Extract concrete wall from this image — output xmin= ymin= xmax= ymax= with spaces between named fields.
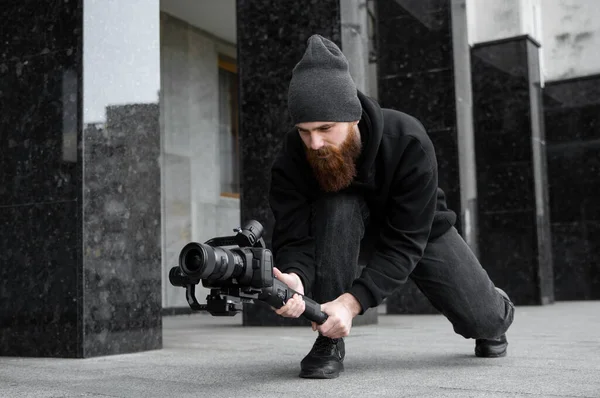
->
xmin=160 ymin=13 xmax=240 ymax=309
xmin=541 ymin=0 xmax=600 ymax=80
xmin=467 ymin=0 xmax=600 ymax=81
xmin=468 ymin=0 xmax=527 ymax=44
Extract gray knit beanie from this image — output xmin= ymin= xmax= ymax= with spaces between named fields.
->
xmin=287 ymin=34 xmax=362 ymax=124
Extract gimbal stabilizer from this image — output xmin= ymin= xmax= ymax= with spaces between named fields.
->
xmin=168 ymin=220 xmax=328 ymax=324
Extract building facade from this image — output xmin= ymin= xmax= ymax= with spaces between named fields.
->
xmin=1 ymin=0 xmax=598 ymax=357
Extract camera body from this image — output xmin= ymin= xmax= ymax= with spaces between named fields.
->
xmin=169 ymin=220 xmax=328 ymax=324
xmin=200 ymin=246 xmax=273 ymax=290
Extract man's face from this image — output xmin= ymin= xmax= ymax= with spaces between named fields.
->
xmin=297 ymin=121 xmax=362 ymax=192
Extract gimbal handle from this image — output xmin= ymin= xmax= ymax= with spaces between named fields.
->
xmin=259 ymin=279 xmax=329 ymax=325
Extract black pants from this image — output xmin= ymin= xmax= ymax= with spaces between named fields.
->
xmin=310 ymin=192 xmax=515 ymax=340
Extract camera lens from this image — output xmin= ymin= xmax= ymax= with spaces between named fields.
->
xmin=178 ymin=241 xmax=249 ymax=283
xmin=180 ymin=243 xmax=211 ymax=278
xmin=184 ymin=249 xmax=204 ymax=273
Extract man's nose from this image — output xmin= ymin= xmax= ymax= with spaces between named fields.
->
xmin=309 ymin=133 xmax=323 ymax=150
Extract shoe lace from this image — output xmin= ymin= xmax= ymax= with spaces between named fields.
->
xmin=313 ymin=334 xmax=338 ymax=354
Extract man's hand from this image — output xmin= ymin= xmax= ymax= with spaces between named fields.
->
xmin=272 ymin=267 xmax=306 ymax=318
xmin=313 ymin=293 xmax=362 ymax=339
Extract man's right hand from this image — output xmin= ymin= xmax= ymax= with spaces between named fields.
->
xmin=272 ymin=267 xmax=306 ymax=318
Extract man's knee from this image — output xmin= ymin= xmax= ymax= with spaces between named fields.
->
xmin=453 ymin=302 xmax=515 ymax=339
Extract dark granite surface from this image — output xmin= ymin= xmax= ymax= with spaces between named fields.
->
xmin=0 ymin=1 xmax=81 ymax=206
xmin=376 ymin=0 xmax=455 ymax=132
xmin=0 ymin=200 xmax=81 ymax=357
xmin=587 ymin=222 xmax=600 ymax=298
xmin=428 ymin=127 xmax=461 ymax=233
xmin=82 ymin=105 xmax=162 ymax=356
xmin=550 ymin=222 xmax=595 ymax=300
xmin=471 ymin=40 xmax=531 ymax=118
xmin=0 ymin=1 xmax=80 ymax=58
xmin=544 ymin=74 xmax=600 ymax=300
xmin=472 ymin=36 xmax=554 ymax=305
xmin=476 ymin=161 xmax=535 ymax=214
xmin=376 ymin=0 xmax=462 ymax=314
xmin=0 ymin=0 xmax=83 ymax=357
xmin=1 ymin=0 xmax=162 ymax=357
xmin=477 ymin=212 xmax=539 ymax=304
xmin=379 ymin=71 xmax=457 ymax=132
xmin=474 ymin=109 xmax=533 ymax=164
xmin=377 ymin=2 xmax=452 ymax=77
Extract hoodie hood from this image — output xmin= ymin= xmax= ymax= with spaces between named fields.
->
xmin=352 ymin=90 xmax=384 ymax=190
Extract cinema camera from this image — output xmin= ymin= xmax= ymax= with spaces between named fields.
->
xmin=168 ymin=220 xmax=328 ymax=324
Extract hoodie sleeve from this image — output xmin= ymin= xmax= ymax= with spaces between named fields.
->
xmin=269 ymin=152 xmax=315 ymax=295
xmin=347 ymin=135 xmax=438 ymax=314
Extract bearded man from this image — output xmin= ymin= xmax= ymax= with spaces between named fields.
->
xmin=268 ymin=34 xmax=515 ymax=379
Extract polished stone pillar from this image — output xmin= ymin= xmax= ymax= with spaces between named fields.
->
xmin=543 ymin=75 xmax=600 ymax=300
xmin=0 ymin=0 xmax=162 ymax=357
xmin=376 ymin=0 xmax=470 ymax=314
xmin=236 ymin=0 xmax=376 ymax=326
xmin=471 ymin=35 xmax=554 ymax=305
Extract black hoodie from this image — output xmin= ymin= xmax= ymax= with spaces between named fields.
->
xmin=269 ymin=91 xmax=457 ymax=314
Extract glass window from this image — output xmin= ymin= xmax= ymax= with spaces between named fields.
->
xmin=218 ymin=56 xmax=240 ymax=197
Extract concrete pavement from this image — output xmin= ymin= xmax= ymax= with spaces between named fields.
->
xmin=1 ymin=301 xmax=599 ymax=397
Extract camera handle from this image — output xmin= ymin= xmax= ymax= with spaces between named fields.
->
xmin=259 ymin=279 xmax=329 ymax=325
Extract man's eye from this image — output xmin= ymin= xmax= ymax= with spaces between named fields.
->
xmin=320 ymin=127 xmax=331 ymax=131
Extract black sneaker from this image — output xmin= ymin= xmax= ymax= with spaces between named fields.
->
xmin=475 ymin=287 xmax=513 ymax=358
xmin=475 ymin=334 xmax=508 ymax=357
xmin=299 ymin=334 xmax=345 ymax=379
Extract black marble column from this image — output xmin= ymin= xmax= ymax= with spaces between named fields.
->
xmin=82 ymin=105 xmax=161 ymax=357
xmin=236 ymin=0 xmax=377 ymax=326
xmin=471 ymin=35 xmax=554 ymax=305
xmin=0 ymin=0 xmax=162 ymax=357
xmin=375 ymin=0 xmax=462 ymax=314
xmin=0 ymin=0 xmax=84 ymax=358
xmin=543 ymin=75 xmax=600 ymax=300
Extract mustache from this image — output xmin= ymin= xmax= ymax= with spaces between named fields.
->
xmin=307 ymin=145 xmax=338 ymax=157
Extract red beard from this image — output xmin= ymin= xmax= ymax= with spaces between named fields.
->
xmin=305 ymin=125 xmax=362 ymax=192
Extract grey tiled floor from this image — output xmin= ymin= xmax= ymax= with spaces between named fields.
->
xmin=1 ymin=301 xmax=599 ymax=397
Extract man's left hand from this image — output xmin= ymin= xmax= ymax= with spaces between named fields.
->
xmin=312 ymin=293 xmax=362 ymax=339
